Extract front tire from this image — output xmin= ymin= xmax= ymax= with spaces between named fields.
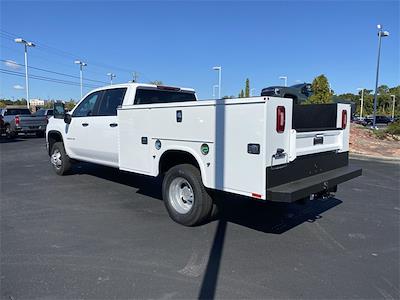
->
xmin=50 ymin=142 xmax=71 ymax=175
xmin=162 ymin=164 xmax=213 ymax=226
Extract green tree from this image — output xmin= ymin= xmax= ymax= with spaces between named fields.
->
xmin=239 ymin=89 xmax=244 ymax=98
xmin=245 ymin=78 xmax=250 ymax=97
xmin=65 ymin=100 xmax=77 ymax=111
xmin=306 ymin=74 xmax=333 ymax=104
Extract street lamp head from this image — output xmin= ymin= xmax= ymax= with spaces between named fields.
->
xmin=15 ymin=38 xmax=35 ymax=47
xmin=381 ymin=31 xmax=390 ymax=37
xmin=74 ymin=60 xmax=87 ymax=66
xmin=212 ymin=66 xmax=221 ymax=71
xmin=14 ymin=38 xmax=26 ymax=44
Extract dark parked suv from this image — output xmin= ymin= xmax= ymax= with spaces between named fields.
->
xmin=364 ymin=116 xmax=393 ymax=126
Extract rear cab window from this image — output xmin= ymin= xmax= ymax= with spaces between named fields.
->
xmin=5 ymin=109 xmax=31 ymax=115
xmin=134 ymin=88 xmax=196 ymax=105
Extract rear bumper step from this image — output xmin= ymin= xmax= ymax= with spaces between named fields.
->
xmin=266 ymin=165 xmax=362 ymax=202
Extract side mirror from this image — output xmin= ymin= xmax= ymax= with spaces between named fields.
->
xmin=64 ymin=114 xmax=72 ymax=124
xmin=54 ymin=101 xmax=66 ymax=119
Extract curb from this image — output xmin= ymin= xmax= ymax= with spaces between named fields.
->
xmin=350 ymin=153 xmax=400 ymax=164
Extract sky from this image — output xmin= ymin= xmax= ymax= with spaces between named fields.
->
xmin=0 ymin=0 xmax=399 ymax=101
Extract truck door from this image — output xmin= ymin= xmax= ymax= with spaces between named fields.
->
xmin=89 ymin=88 xmax=127 ymax=166
xmin=65 ymin=91 xmax=103 ymax=159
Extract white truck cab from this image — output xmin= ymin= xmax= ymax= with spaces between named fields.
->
xmin=47 ymin=82 xmax=361 ymax=226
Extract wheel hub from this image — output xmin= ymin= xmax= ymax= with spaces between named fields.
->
xmin=168 ymin=177 xmax=194 ymax=214
xmin=51 ymin=150 xmax=62 ymax=169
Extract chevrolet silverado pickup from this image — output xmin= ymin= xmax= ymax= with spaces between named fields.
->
xmin=1 ymin=106 xmax=48 ymax=138
xmin=46 ymin=83 xmax=362 ymax=226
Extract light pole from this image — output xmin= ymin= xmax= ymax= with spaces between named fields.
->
xmin=372 ymin=24 xmax=390 ymax=128
xmin=213 ymin=66 xmax=222 ymax=99
xmin=357 ymin=88 xmax=364 ymax=118
xmin=212 ymin=84 xmax=218 ymax=99
xmin=107 ymin=73 xmax=116 ymax=85
xmin=391 ymin=95 xmax=396 ymax=120
xmin=279 ymin=76 xmax=287 ymax=87
xmin=74 ymin=60 xmax=87 ymax=99
xmin=14 ymin=38 xmax=35 ymax=109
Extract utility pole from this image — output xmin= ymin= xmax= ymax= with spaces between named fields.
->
xmin=107 ymin=73 xmax=116 ymax=85
xmin=279 ymin=76 xmax=287 ymax=87
xmin=357 ymin=88 xmax=364 ymax=118
xmin=74 ymin=60 xmax=87 ymax=99
xmin=133 ymin=72 xmax=139 ymax=82
xmin=213 ymin=85 xmax=218 ymax=99
xmin=212 ymin=66 xmax=222 ymax=99
xmin=391 ymin=95 xmax=396 ymax=120
xmin=372 ymin=24 xmax=390 ymax=129
xmin=15 ymin=38 xmax=35 ymax=109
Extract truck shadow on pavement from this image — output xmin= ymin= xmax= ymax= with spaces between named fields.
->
xmin=72 ymin=162 xmax=342 ymax=300
xmin=212 ymin=194 xmax=342 ymax=234
xmin=72 ymin=162 xmax=342 ymax=235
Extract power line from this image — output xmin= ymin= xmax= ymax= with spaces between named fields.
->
xmin=1 ymin=69 xmax=100 ymax=89
xmin=0 ymin=29 xmax=150 ymax=80
xmin=0 ymin=59 xmax=108 ymax=84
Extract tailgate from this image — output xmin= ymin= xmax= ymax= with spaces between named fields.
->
xmin=20 ymin=116 xmax=47 ymax=127
xmin=294 ymin=129 xmax=343 ymax=156
xmin=289 ymin=103 xmax=350 ymax=159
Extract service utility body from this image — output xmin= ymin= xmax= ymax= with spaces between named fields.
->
xmin=46 ymin=83 xmax=362 ymax=226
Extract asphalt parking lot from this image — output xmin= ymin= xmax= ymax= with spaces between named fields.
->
xmin=1 ymin=137 xmax=399 ymax=299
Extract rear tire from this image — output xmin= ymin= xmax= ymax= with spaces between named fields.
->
xmin=5 ymin=125 xmax=16 ymax=139
xmin=162 ymin=164 xmax=213 ymax=226
xmin=50 ymin=142 xmax=71 ymax=175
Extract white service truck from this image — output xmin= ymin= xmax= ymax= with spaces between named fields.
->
xmin=47 ymin=83 xmax=361 ymax=226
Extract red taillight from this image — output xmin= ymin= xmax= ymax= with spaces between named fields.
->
xmin=15 ymin=116 xmax=20 ymax=126
xmin=341 ymin=110 xmax=347 ymax=129
xmin=252 ymin=193 xmax=262 ymax=199
xmin=276 ymin=106 xmax=285 ymax=133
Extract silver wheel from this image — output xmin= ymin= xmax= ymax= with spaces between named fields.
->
xmin=51 ymin=149 xmax=62 ymax=170
xmin=168 ymin=177 xmax=194 ymax=214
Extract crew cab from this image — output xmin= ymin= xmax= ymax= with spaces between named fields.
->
xmin=46 ymin=83 xmax=361 ymax=226
xmin=1 ymin=106 xmax=48 ymax=138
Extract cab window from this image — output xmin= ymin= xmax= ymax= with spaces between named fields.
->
xmin=97 ymin=88 xmax=127 ymax=116
xmin=134 ymin=89 xmax=196 ymax=105
xmin=72 ymin=91 xmax=102 ymax=117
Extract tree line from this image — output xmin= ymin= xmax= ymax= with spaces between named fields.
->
xmin=1 ymin=76 xmax=398 ymax=117
xmin=229 ymin=74 xmax=398 ymax=116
